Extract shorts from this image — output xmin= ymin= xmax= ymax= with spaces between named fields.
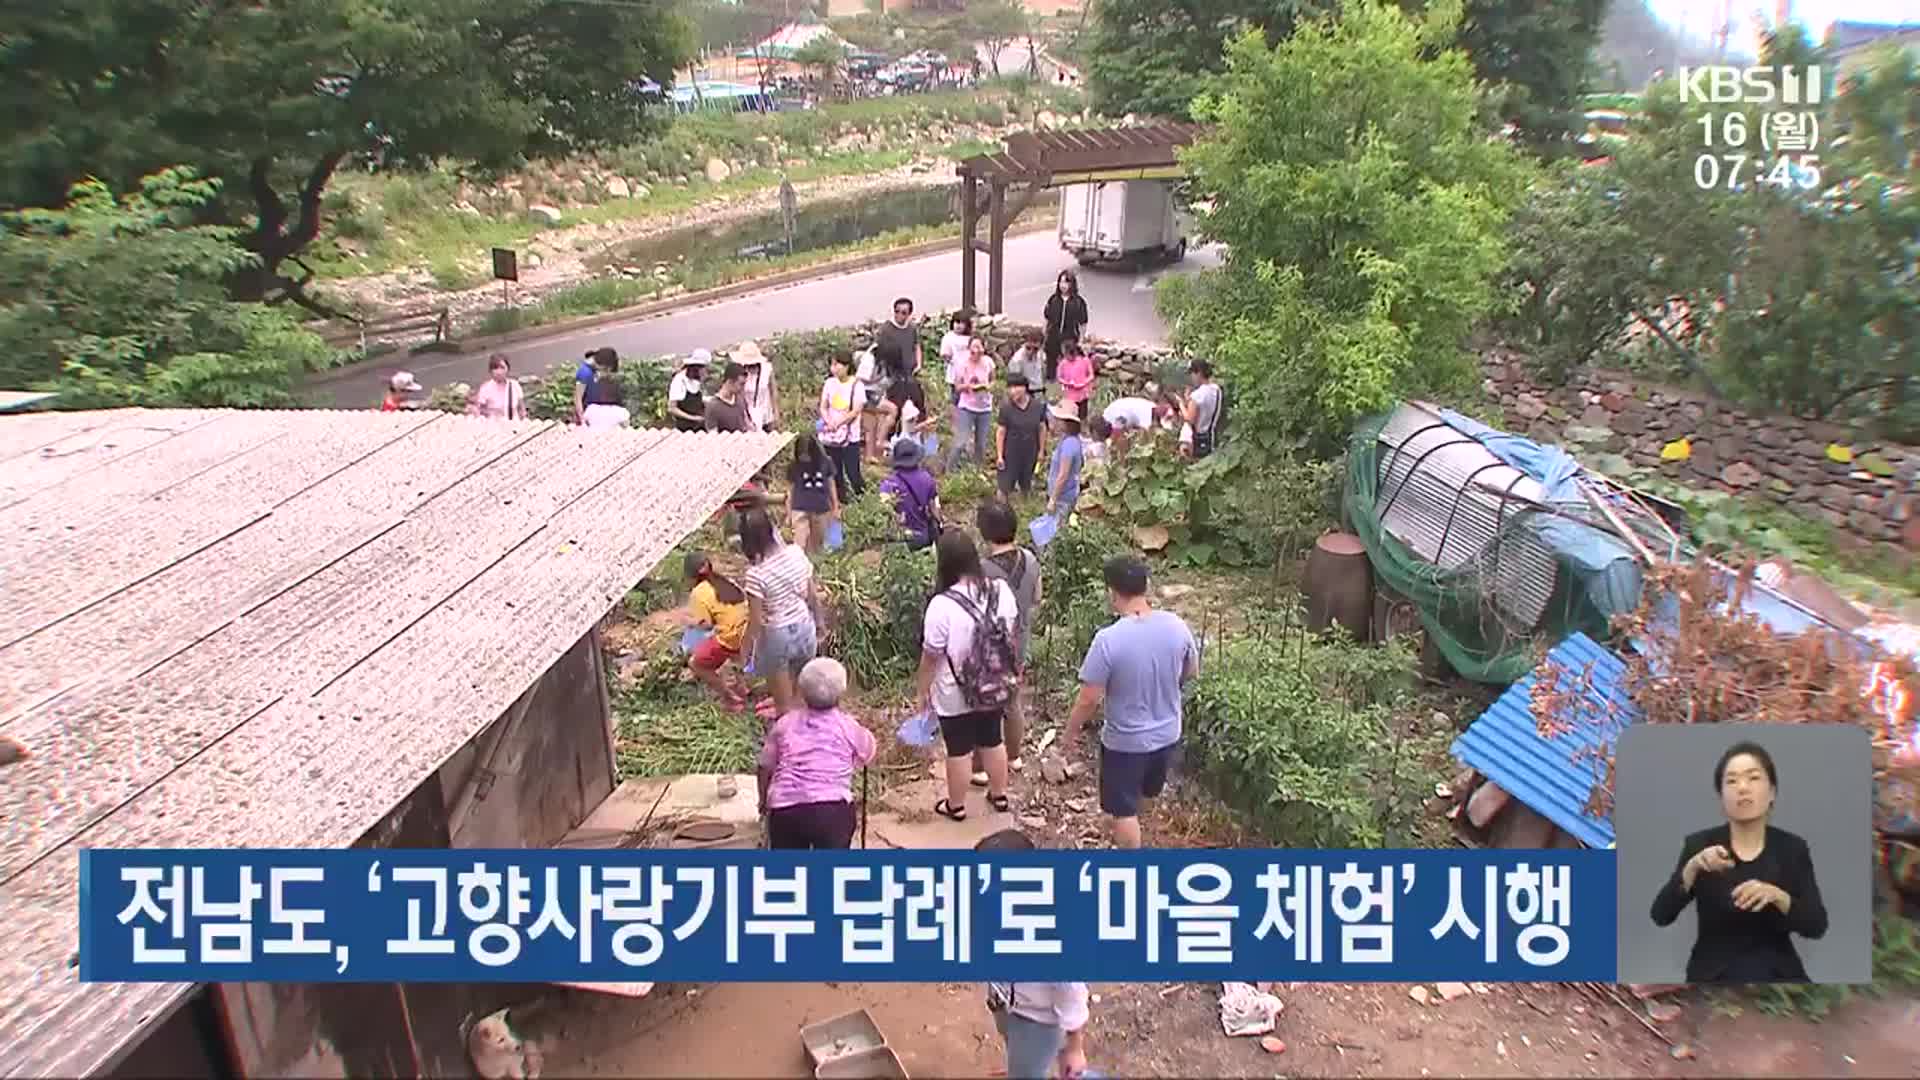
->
xmin=938 ymin=709 xmax=1005 ymax=758
xmin=993 ymin=1010 xmax=1067 ymax=1079
xmin=690 ymin=636 xmax=739 ymax=672
xmin=758 ymin=616 xmax=817 ymax=677
xmin=767 ymin=800 xmax=857 ymax=849
xmin=1100 ymin=743 xmax=1178 ymax=818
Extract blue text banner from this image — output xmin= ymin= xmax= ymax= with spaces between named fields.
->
xmin=80 ymin=849 xmax=1617 ymax=983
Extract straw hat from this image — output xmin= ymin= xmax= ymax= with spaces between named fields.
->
xmin=731 ymin=340 xmax=769 ymax=366
xmin=1048 ymin=402 xmax=1082 ymax=424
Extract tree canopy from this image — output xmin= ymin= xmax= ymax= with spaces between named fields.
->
xmin=0 ymin=0 xmax=693 ymax=311
xmin=0 ymin=169 xmax=330 ymax=408
xmin=1085 ymin=0 xmax=1610 ymax=151
xmin=1160 ymin=0 xmax=1533 ymax=453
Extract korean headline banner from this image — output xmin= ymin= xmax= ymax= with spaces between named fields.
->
xmin=80 ymin=849 xmax=1618 ymax=984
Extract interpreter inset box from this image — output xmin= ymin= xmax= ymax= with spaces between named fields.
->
xmin=1614 ymin=724 xmax=1872 ymax=985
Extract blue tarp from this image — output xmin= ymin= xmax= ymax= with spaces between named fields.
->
xmin=1439 ymin=408 xmax=1585 ymax=504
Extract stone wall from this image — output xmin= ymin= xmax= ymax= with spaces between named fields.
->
xmin=1482 ymin=348 xmax=1920 ymax=554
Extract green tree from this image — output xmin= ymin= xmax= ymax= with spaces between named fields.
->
xmin=1085 ymin=0 xmax=1332 ymax=119
xmin=0 ymin=169 xmax=331 ymax=409
xmin=1450 ymin=0 xmax=1611 ymax=154
xmin=966 ymin=0 xmax=1032 ymax=78
xmin=1085 ymin=0 xmax=1610 ymax=151
xmin=0 ymin=0 xmax=693 ymax=313
xmin=792 ymin=34 xmax=851 ymax=87
xmin=1160 ymin=0 xmax=1532 ymax=453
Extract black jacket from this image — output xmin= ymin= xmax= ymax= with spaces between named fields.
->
xmin=1043 ymin=292 xmax=1088 ymax=348
xmin=1650 ymin=824 xmax=1828 ymax=983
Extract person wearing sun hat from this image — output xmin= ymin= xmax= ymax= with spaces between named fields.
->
xmin=879 ymin=436 xmax=942 ymax=550
xmin=669 ymin=348 xmax=711 ymax=432
xmin=381 ymin=371 xmax=423 ymax=412
xmin=1045 ymin=401 xmax=1085 ymax=523
xmin=732 ymin=340 xmax=778 ymax=433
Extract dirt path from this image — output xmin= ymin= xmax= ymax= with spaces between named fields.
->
xmin=518 ymin=745 xmax=1919 ymax=1078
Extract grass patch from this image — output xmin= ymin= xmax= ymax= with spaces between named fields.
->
xmin=472 ymin=219 xmax=967 ymax=337
xmin=615 ymin=696 xmax=762 ymax=779
xmin=308 ymin=83 xmax=1028 ymax=282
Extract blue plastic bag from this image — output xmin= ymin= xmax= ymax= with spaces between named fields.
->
xmin=920 ymin=433 xmax=940 ymax=458
xmin=824 ymin=519 xmax=845 ymax=552
xmin=896 ymin=709 xmax=939 ymax=748
xmin=678 ymin=627 xmax=713 ymax=654
xmin=1029 ymin=513 xmax=1060 ymax=549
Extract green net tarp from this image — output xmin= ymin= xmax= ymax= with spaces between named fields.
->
xmin=1343 ymin=412 xmax=1641 ymax=684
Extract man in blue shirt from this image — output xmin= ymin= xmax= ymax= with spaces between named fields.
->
xmin=1063 ymin=556 xmax=1198 ymax=849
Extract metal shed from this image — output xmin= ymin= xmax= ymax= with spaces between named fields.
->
xmin=0 ymin=408 xmax=786 ymax=1078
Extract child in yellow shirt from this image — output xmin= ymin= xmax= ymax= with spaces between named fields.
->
xmin=684 ymin=551 xmax=750 ymax=710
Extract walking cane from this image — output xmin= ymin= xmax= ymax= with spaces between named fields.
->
xmin=860 ymin=765 xmax=870 ymax=849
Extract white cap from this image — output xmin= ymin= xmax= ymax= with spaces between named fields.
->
xmin=389 ymin=371 xmax=423 ymax=393
xmin=688 ymin=348 xmax=713 ymax=367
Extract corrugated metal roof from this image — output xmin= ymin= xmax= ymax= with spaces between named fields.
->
xmin=0 ymin=409 xmax=788 ymax=1078
xmin=1451 ymin=632 xmax=1643 ymax=849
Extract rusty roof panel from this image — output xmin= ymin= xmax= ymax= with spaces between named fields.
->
xmin=0 ymin=411 xmax=788 ymax=1078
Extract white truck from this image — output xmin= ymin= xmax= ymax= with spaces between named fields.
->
xmin=1057 ymin=180 xmax=1188 ymax=266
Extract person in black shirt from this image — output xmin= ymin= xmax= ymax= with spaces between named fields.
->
xmin=996 ymin=374 xmax=1047 ymax=495
xmin=1650 ymin=740 xmax=1829 ymax=983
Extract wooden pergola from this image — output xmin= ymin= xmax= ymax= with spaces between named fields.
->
xmin=956 ymin=123 xmax=1207 ymax=315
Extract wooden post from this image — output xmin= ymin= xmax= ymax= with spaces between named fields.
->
xmin=960 ymin=172 xmax=979 ymax=315
xmin=988 ymin=179 xmax=1008 ymax=316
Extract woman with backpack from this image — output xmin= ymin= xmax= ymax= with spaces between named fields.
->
xmin=916 ymin=530 xmax=1021 ymax=823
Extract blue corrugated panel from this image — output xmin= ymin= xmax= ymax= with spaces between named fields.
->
xmin=1450 ymin=633 xmax=1643 ymax=849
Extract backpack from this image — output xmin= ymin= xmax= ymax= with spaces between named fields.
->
xmin=944 ymin=583 xmax=1018 ymax=711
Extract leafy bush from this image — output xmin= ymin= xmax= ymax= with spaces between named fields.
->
xmin=1165 ymin=6 xmax=1532 ymax=456
xmin=0 ymin=168 xmax=330 ymax=408
xmin=1027 ymin=515 xmax=1132 ymax=697
xmin=517 ymin=356 xmax=671 ymax=425
xmin=1081 ymin=429 xmax=1337 ymax=567
xmin=1187 ymin=627 xmax=1419 ymax=848
xmin=816 ymin=541 xmax=935 ymax=691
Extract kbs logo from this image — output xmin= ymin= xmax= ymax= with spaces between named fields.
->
xmin=1677 ymin=66 xmax=1823 ymax=105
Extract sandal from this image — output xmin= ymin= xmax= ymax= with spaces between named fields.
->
xmin=934 ymin=798 xmax=968 ymax=822
xmin=987 ymin=793 xmax=1011 ymax=814
xmin=971 ymin=771 xmax=990 ymax=787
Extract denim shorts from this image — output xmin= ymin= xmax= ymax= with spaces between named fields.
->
xmin=993 ymin=1010 xmax=1066 ymax=1079
xmin=759 ymin=615 xmax=817 ymax=677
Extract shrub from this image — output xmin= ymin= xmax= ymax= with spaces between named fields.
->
xmin=1081 ymin=429 xmax=1337 ymax=567
xmin=1187 ymin=626 xmax=1420 ymax=848
xmin=816 ymin=540 xmax=934 ymax=691
xmin=518 ymin=356 xmax=670 ymax=425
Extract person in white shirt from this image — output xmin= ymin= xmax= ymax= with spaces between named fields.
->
xmin=1101 ymin=395 xmax=1173 ymax=434
xmin=938 ymin=311 xmax=974 ymax=390
xmin=1183 ymin=359 xmax=1224 ymax=459
xmin=668 ymin=349 xmax=710 ymax=432
xmin=917 ymin=530 xmax=1019 ymax=822
xmin=818 ymin=352 xmax=866 ymax=500
xmin=1006 ymin=327 xmax=1047 ymax=398
xmin=978 ymin=828 xmax=1093 ymax=1079
xmin=732 ymin=340 xmax=778 ymax=432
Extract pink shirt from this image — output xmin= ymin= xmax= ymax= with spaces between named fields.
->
xmin=1057 ymin=355 xmax=1095 ymax=404
xmin=469 ymin=378 xmax=524 ymax=419
xmin=953 ymin=356 xmax=995 ymax=413
xmin=758 ymin=707 xmax=878 ymax=809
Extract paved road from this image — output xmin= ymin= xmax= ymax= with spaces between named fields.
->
xmin=317 ymin=230 xmax=1222 ymax=407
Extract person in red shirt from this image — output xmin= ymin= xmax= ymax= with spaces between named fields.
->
xmin=382 ymin=371 xmax=423 ymax=411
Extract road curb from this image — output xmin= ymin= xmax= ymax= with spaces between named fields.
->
xmin=309 ymin=215 xmax=1058 ymax=387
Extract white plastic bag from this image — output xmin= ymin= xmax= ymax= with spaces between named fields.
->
xmin=1218 ymin=981 xmax=1284 ymax=1037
